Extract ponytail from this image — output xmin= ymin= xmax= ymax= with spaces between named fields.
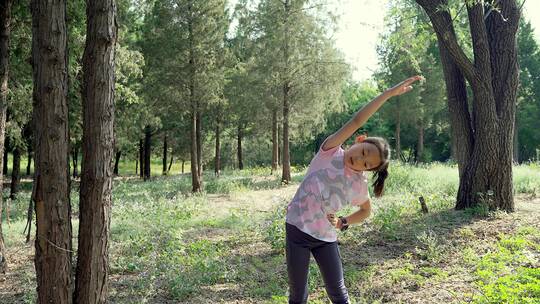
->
xmin=372 ymin=162 xmax=389 ymax=197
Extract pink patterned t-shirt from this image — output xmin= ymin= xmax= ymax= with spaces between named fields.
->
xmin=285 ymin=144 xmax=370 ymax=242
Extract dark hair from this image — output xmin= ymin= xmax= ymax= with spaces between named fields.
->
xmin=363 ymin=137 xmax=390 ymax=197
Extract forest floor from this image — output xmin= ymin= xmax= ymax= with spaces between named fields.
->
xmin=1 ymin=164 xmax=539 ymax=303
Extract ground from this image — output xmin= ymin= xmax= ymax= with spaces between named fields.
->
xmin=0 ymin=170 xmax=539 ymax=303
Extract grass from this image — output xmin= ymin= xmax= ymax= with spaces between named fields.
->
xmin=0 ymin=161 xmax=539 ymax=303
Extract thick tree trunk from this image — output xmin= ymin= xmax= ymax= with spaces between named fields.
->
xmin=139 ymin=138 xmax=144 ymax=179
xmin=113 ymin=150 xmax=121 ymax=175
xmin=72 ymin=145 xmax=79 ymax=178
xmin=416 ymin=0 xmax=519 ymax=211
xmin=74 ymin=1 xmax=116 ymax=302
xmin=271 ymin=109 xmax=278 ymax=172
xmin=214 ymin=116 xmax=220 ymax=176
xmin=10 ymin=146 xmax=20 ymax=199
xmin=144 ymin=125 xmax=151 ymax=181
xmin=237 ymin=123 xmax=243 ymax=170
xmin=162 ymin=134 xmax=167 ymax=175
xmin=0 ymin=0 xmax=11 ymax=274
xmin=31 ymin=0 xmax=73 ymax=301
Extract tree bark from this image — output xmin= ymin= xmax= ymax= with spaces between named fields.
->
xmin=0 ymin=0 xmax=12 ymax=274
xmin=214 ymin=116 xmax=221 ymax=176
xmin=10 ymin=146 xmax=20 ymax=200
xmin=113 ymin=150 xmax=121 ymax=175
xmin=237 ymin=123 xmax=243 ymax=170
xmin=271 ymin=109 xmax=278 ymax=172
xmin=416 ymin=0 xmax=520 ymax=211
xmin=31 ymin=0 xmax=73 ymax=301
xmin=74 ymin=0 xmax=116 ymax=302
xmin=162 ymin=134 xmax=167 ymax=175
xmin=143 ymin=125 xmax=151 ymax=181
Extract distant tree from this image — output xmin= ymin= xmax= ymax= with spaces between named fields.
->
xmin=516 ymin=19 xmax=540 ymax=162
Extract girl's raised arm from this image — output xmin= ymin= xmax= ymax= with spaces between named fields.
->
xmin=321 ymin=75 xmax=424 ymax=151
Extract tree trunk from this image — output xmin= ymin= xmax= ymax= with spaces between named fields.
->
xmin=395 ymin=107 xmax=401 ymax=161
xmin=26 ymin=150 xmax=32 ymax=175
xmin=71 ymin=145 xmax=79 ymax=178
xmin=416 ymin=0 xmax=519 ymax=211
xmin=2 ymin=135 xmax=8 ymax=175
xmin=282 ymin=82 xmax=291 ymax=183
xmin=144 ymin=125 xmax=151 ymax=181
xmin=139 ymin=138 xmax=144 ymax=179
xmin=168 ymin=154 xmax=173 ymax=174
xmin=181 ymin=159 xmax=185 ymax=174
xmin=196 ymin=109 xmax=202 ymax=180
xmin=0 ymin=0 xmax=11 ymax=274
xmin=188 ymin=7 xmax=201 ymax=192
xmin=31 ymin=0 xmax=73 ymax=301
xmin=74 ymin=1 xmax=116 ymax=302
xmin=237 ymin=123 xmax=243 ymax=170
xmin=113 ymin=150 xmax=121 ymax=175
xmin=271 ymin=109 xmax=278 ymax=172
xmin=417 ymin=119 xmax=424 ymax=163
xmin=281 ymin=1 xmax=291 ymax=183
xmin=162 ymin=134 xmax=167 ymax=175
xmin=278 ymin=123 xmax=282 ymax=166
xmin=10 ymin=146 xmax=20 ymax=200
xmin=214 ymin=116 xmax=220 ymax=176
xmin=135 ymin=159 xmax=138 ymax=175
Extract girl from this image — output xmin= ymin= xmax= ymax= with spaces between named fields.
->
xmin=285 ymin=75 xmax=424 ymax=304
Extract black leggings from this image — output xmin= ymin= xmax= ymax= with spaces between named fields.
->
xmin=285 ymin=223 xmax=349 ymax=304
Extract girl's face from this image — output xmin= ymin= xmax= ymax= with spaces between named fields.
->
xmin=344 ymin=142 xmax=382 ymax=172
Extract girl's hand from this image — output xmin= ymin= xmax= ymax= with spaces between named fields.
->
xmin=386 ymin=75 xmax=424 ymax=97
xmin=327 ymin=213 xmax=340 ymax=229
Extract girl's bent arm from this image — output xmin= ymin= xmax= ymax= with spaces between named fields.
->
xmin=343 ymin=199 xmax=371 ymax=226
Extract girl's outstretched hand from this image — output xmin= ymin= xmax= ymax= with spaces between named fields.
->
xmin=386 ymin=75 xmax=424 ymax=97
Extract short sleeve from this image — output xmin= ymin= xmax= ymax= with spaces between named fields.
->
xmin=316 ymin=139 xmax=341 ymax=158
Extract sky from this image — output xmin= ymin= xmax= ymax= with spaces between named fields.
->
xmin=334 ymin=0 xmax=540 ymax=81
xmin=228 ymin=0 xmax=540 ymax=81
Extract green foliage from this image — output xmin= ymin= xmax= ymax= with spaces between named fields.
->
xmin=472 ymin=231 xmax=540 ymax=304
